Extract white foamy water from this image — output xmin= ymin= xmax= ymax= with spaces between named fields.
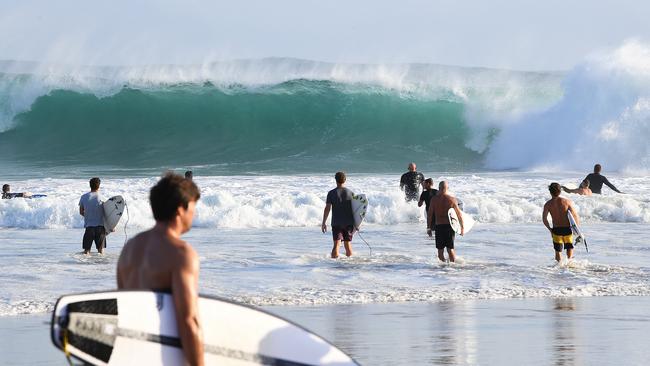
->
xmin=1 ymin=172 xmax=649 ymax=316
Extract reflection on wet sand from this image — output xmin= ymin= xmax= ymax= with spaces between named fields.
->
xmin=551 ymin=297 xmax=580 ymax=366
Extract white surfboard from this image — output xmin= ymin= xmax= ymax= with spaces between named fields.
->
xmin=351 ymin=194 xmax=368 ymax=230
xmin=51 ymin=291 xmax=358 ymax=366
xmin=103 ymin=196 xmax=126 ymax=235
xmin=447 ymin=208 xmax=475 ymax=235
xmin=568 ymin=210 xmax=588 ymax=252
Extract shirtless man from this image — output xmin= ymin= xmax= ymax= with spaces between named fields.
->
xmin=543 ymin=182 xmax=580 ymax=262
xmin=427 ymin=181 xmax=463 ymax=263
xmin=562 ymin=179 xmax=592 ymax=196
xmin=117 ymin=173 xmax=204 ymax=366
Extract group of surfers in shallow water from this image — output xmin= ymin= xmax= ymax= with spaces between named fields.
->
xmin=1 ymin=165 xmax=625 ymax=365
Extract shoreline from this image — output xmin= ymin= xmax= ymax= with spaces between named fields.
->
xmin=3 ymin=295 xmax=649 ymax=365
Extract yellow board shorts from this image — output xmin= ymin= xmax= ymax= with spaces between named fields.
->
xmin=552 ymin=227 xmax=573 ymax=251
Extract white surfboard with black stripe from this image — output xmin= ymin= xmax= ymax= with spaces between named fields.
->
xmin=51 ymin=291 xmax=358 ymax=365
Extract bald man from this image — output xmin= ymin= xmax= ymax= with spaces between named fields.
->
xmin=400 ymin=162 xmax=425 ymax=202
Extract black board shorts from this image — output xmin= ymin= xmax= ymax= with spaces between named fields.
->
xmin=83 ymin=226 xmax=106 ymax=251
xmin=332 ymin=225 xmax=354 ymax=242
xmin=435 ymin=224 xmax=455 ymax=249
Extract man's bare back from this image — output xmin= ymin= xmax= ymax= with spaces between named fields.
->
xmin=117 ymin=227 xmax=199 ymax=290
xmin=430 ymin=194 xmax=457 ymax=225
xmin=543 ymin=196 xmax=574 ymax=228
xmin=116 ymin=174 xmax=204 ymax=366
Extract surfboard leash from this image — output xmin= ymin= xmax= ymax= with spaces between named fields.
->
xmin=356 ymin=230 xmax=372 ymax=257
xmin=123 ymin=199 xmax=130 ymax=245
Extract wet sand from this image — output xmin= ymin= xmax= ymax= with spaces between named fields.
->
xmin=2 ymin=296 xmax=649 ymax=365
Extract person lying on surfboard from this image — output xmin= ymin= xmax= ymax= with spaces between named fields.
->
xmin=117 ymin=173 xmax=204 ymax=366
xmin=427 ymin=181 xmax=463 ymax=263
xmin=322 ymin=171 xmax=355 ymax=258
xmin=561 ymin=179 xmax=592 ymax=196
xmin=1 ymin=184 xmax=32 ymax=199
xmin=542 ymin=183 xmax=580 ymax=262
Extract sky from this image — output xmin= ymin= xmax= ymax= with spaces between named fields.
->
xmin=1 ymin=0 xmax=649 ymax=71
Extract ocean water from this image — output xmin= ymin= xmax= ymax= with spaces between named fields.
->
xmin=0 ymin=41 xmax=648 ymax=177
xmin=0 ymin=42 xmax=649 ymax=335
xmin=1 ymin=173 xmax=649 ymax=317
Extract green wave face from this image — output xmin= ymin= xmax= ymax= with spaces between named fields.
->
xmin=0 ymin=81 xmax=481 ymax=175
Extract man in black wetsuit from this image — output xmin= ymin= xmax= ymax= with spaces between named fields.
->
xmin=418 ymin=178 xmax=438 ymax=229
xmin=2 ymin=184 xmax=31 ymax=199
xmin=583 ymin=164 xmax=623 ymax=194
xmin=400 ymin=162 xmax=425 ymax=202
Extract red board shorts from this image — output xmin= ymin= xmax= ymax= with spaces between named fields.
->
xmin=332 ymin=225 xmax=355 ymax=242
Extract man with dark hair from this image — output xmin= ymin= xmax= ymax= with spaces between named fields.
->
xmin=117 ymin=173 xmax=204 ymax=366
xmin=427 ymin=181 xmax=463 ymax=263
xmin=418 ymin=178 xmax=438 ymax=229
xmin=322 ymin=171 xmax=355 ymax=258
xmin=400 ymin=162 xmax=425 ymax=202
xmin=583 ymin=164 xmax=623 ymax=194
xmin=79 ymin=177 xmax=105 ymax=255
xmin=543 ymin=182 xmax=580 ymax=262
xmin=185 ymin=170 xmax=193 ymax=180
xmin=2 ymin=184 xmax=32 ymax=199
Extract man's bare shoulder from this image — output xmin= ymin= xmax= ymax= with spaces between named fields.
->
xmin=169 ymin=238 xmax=199 ymax=267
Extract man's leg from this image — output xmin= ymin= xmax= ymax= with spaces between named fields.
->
xmin=447 ymin=248 xmax=456 ymax=262
xmin=331 ymin=240 xmax=341 ymax=258
xmin=95 ymin=227 xmax=106 ymax=254
xmin=343 ymin=241 xmax=353 ymax=257
xmin=82 ymin=227 xmax=93 ymax=255
xmin=437 ymin=248 xmax=446 ymax=262
xmin=566 ymin=247 xmax=574 ymax=259
xmin=554 ymin=243 xmax=562 ymax=262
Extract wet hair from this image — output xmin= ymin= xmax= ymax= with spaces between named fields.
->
xmin=581 ymin=179 xmax=590 ymax=188
xmin=2 ymin=184 xmax=9 ymax=193
xmin=185 ymin=170 xmax=193 ymax=180
xmin=89 ymin=177 xmax=101 ymax=191
xmin=424 ymin=178 xmax=433 ymax=186
xmin=594 ymin=164 xmax=602 ymax=173
xmin=150 ymin=173 xmax=201 ymax=222
xmin=549 ymin=182 xmax=562 ymax=196
xmin=335 ymin=171 xmax=346 ymax=184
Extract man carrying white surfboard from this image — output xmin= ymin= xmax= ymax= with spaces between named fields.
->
xmin=542 ymin=183 xmax=580 ymax=262
xmin=117 ymin=173 xmax=204 ymax=366
xmin=322 ymin=171 xmax=355 ymax=258
xmin=427 ymin=181 xmax=463 ymax=263
xmin=78 ymin=177 xmax=106 ymax=255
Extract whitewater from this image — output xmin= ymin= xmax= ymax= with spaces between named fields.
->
xmin=1 ymin=41 xmax=649 ymax=318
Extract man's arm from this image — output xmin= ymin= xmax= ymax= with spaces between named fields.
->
xmin=321 ymin=203 xmax=331 ymax=233
xmin=399 ymin=174 xmax=405 ymax=191
xmin=79 ymin=205 xmax=85 ymax=216
xmin=561 ymin=186 xmax=580 ymax=194
xmin=542 ymin=203 xmax=551 ymax=232
xmin=418 ymin=192 xmax=425 ymax=207
xmin=171 ymin=248 xmax=204 ymax=366
xmin=427 ymin=200 xmax=435 ymax=236
xmin=603 ymin=177 xmax=622 ymax=193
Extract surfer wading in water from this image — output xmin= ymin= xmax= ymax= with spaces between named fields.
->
xmin=79 ymin=177 xmax=106 ymax=255
xmin=543 ymin=183 xmax=580 ymax=263
xmin=583 ymin=164 xmax=623 ymax=194
xmin=428 ymin=181 xmax=463 ymax=263
xmin=400 ymin=162 xmax=425 ymax=202
xmin=117 ymin=173 xmax=204 ymax=366
xmin=322 ymin=172 xmax=355 ymax=258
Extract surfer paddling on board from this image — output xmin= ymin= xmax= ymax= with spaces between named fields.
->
xmin=79 ymin=178 xmax=106 ymax=255
xmin=583 ymin=164 xmax=623 ymax=194
xmin=400 ymin=162 xmax=425 ymax=202
xmin=322 ymin=172 xmax=355 ymax=258
xmin=543 ymin=183 xmax=580 ymax=262
xmin=2 ymin=184 xmax=32 ymax=199
xmin=427 ymin=181 xmax=463 ymax=263
xmin=562 ymin=179 xmax=592 ymax=196
xmin=117 ymin=173 xmax=204 ymax=366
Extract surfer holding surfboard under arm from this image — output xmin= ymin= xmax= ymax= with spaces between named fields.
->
xmin=542 ymin=183 xmax=580 ymax=263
